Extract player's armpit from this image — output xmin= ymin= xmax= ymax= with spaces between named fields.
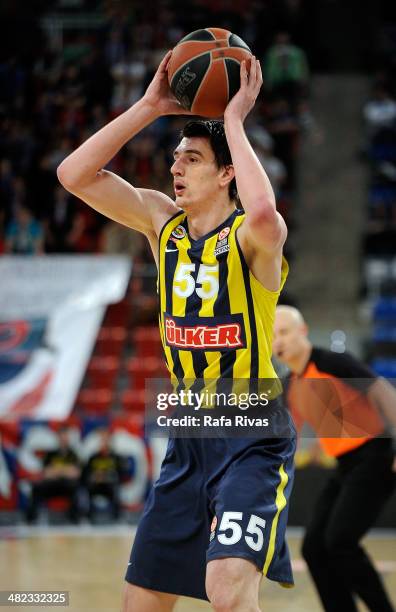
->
xmin=58 ymin=167 xmax=178 ymax=236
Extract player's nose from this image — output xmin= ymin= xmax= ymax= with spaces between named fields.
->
xmin=170 ymin=158 xmax=184 ymax=176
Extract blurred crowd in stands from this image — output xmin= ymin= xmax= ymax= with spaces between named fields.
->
xmin=0 ymin=0 xmax=311 ymax=262
xmin=25 ymin=425 xmax=127 ymax=524
xmin=362 ymin=73 xmax=396 ymax=261
xmin=361 ymin=28 xmax=396 ymax=377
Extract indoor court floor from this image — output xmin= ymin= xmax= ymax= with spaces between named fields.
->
xmin=0 ymin=525 xmax=395 ymax=612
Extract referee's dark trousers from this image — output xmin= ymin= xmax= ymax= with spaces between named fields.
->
xmin=302 ymin=437 xmax=395 ymax=612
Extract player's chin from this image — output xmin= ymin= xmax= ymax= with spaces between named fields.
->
xmin=176 ymin=194 xmax=192 ymax=208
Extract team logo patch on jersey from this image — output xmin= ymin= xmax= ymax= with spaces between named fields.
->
xmin=218 ymin=227 xmax=230 ymax=241
xmin=210 ymin=516 xmax=217 ymax=542
xmin=171 ymin=225 xmax=186 ymax=240
xmin=164 ymin=314 xmax=246 ymax=351
xmin=214 ymin=226 xmax=230 ymax=256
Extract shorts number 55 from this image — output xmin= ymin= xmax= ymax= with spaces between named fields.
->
xmin=217 ymin=512 xmax=266 ymax=552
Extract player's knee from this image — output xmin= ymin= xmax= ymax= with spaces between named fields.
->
xmin=208 ymin=589 xmax=240 ymax=612
xmin=122 ymin=583 xmax=143 ymax=612
xmin=206 ymin=560 xmax=259 ymax=612
xmin=121 ymin=582 xmax=177 ymax=612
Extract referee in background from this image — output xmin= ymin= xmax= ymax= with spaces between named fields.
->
xmin=273 ymin=305 xmax=396 ymax=612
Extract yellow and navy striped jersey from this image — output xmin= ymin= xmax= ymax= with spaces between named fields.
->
xmin=158 ymin=208 xmax=288 ymax=386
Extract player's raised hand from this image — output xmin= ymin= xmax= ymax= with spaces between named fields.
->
xmin=224 ymin=57 xmax=262 ymax=122
xmin=143 ymin=51 xmax=194 ymax=116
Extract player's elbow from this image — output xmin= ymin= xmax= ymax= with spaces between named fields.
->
xmin=57 ymin=161 xmax=79 ymax=192
xmin=57 ymin=159 xmax=93 ymax=193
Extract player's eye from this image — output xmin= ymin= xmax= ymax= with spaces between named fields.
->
xmin=189 ymin=157 xmax=198 ymax=162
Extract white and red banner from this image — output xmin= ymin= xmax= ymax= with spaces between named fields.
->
xmin=0 ymin=256 xmax=131 ymax=420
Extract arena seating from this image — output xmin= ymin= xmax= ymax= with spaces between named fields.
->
xmin=361 ymin=62 xmax=396 ymax=377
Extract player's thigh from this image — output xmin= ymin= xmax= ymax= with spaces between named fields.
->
xmin=207 ymin=438 xmax=295 ymax=584
xmin=206 ymin=557 xmax=261 ymax=608
xmin=122 ymin=583 xmax=178 ymax=612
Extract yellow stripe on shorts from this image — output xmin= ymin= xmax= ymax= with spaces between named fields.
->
xmin=263 ymin=463 xmax=288 ymax=576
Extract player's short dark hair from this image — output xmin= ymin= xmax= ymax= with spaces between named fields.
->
xmin=181 ymin=120 xmax=238 ymax=201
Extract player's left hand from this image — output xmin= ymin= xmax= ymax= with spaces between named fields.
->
xmin=224 ymin=56 xmax=262 ymax=123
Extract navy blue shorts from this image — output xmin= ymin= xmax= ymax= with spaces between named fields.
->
xmin=126 ymin=430 xmax=296 ymax=601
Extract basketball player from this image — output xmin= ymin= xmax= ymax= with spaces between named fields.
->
xmin=273 ymin=305 xmax=396 ymax=612
xmin=58 ymin=52 xmax=296 ymax=611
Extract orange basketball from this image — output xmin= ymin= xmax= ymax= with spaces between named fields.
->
xmin=167 ymin=27 xmax=252 ymax=118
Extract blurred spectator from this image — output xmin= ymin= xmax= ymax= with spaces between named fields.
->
xmin=125 ymin=134 xmax=157 ymax=187
xmin=25 ymin=427 xmax=81 ymax=524
xmin=249 ymin=127 xmax=287 ymax=198
xmin=81 ymin=48 xmax=114 ymax=111
xmin=111 ymin=55 xmax=146 ymax=112
xmin=3 ymin=120 xmax=35 ymax=174
xmin=362 ymin=80 xmax=396 ymax=261
xmin=363 ymin=85 xmax=396 ymax=137
xmin=44 ymin=186 xmax=84 ymax=253
xmin=266 ymin=97 xmax=300 ymax=190
xmin=105 ymin=28 xmax=128 ymax=67
xmin=0 ymin=58 xmax=27 ymax=114
xmin=264 ymin=32 xmax=309 ymax=106
xmin=30 ymin=154 xmax=58 ymax=219
xmin=81 ymin=429 xmax=124 ymax=521
xmin=86 ymin=104 xmax=108 ymax=134
xmin=4 ymin=205 xmax=44 ymax=255
xmin=101 ymin=221 xmax=144 ymax=257
xmin=46 ymin=137 xmax=73 ymax=172
xmin=0 ymin=159 xmax=15 ymax=226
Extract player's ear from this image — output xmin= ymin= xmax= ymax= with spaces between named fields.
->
xmin=218 ymin=164 xmax=235 ymax=188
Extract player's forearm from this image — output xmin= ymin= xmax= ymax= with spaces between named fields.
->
xmin=224 ymin=117 xmax=276 ymax=221
xmin=57 ymin=99 xmax=160 ymax=189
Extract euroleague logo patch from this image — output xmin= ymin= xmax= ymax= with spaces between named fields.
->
xmin=171 ymin=225 xmax=186 ymax=240
xmin=214 ymin=226 xmax=230 ymax=256
xmin=210 ymin=516 xmax=217 ymax=542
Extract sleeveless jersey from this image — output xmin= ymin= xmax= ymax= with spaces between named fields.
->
xmin=158 ymin=208 xmax=288 ymax=386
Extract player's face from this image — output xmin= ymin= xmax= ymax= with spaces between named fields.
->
xmin=171 ymin=137 xmax=225 ymax=208
xmin=272 ymin=312 xmax=306 ymax=365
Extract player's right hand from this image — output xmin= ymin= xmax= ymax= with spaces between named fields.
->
xmin=143 ymin=51 xmax=194 ymax=116
xmin=224 ymin=57 xmax=262 ymax=123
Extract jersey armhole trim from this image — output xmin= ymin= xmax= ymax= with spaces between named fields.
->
xmin=157 ymin=210 xmax=185 ymax=259
xmin=235 ymin=227 xmax=288 ymax=297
